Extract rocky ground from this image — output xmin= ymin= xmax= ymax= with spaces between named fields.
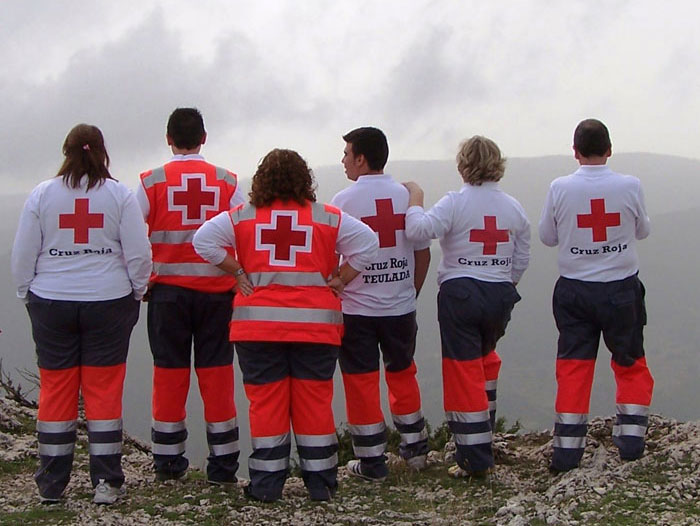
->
xmin=1 ymin=394 xmax=698 ymax=526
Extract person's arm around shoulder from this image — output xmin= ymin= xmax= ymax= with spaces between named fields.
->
xmin=538 ymin=183 xmax=559 ymax=247
xmin=328 ymin=211 xmax=379 ymax=294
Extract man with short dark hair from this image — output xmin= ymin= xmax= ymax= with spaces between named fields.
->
xmin=137 ymin=107 xmax=245 ymax=484
xmin=331 ymin=126 xmax=431 ymax=482
xmin=539 ymin=118 xmax=654 ymax=472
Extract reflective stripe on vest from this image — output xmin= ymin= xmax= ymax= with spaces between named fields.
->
xmin=232 ymin=306 xmax=343 ymax=324
xmin=154 ymin=262 xmax=229 ymax=277
xmin=247 ymin=271 xmax=329 ymax=288
xmin=150 ymin=230 xmax=195 ymax=244
xmin=142 ymin=166 xmax=167 ymax=189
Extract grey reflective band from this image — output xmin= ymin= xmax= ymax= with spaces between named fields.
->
xmin=454 ymin=431 xmax=492 ymax=446
xmin=252 ymin=433 xmax=291 ymax=450
xmin=150 ymin=230 xmax=195 ymax=244
xmin=215 ymin=166 xmax=237 ymax=187
xmin=485 ymin=380 xmax=498 ymax=391
xmin=299 ymin=454 xmax=338 ymax=472
xmin=37 ymin=420 xmax=77 ymax=433
xmin=400 ymin=430 xmax=428 ymax=445
xmin=353 ymin=443 xmax=387 ymax=457
xmin=142 ymin=166 xmax=167 ymax=189
xmin=87 ymin=419 xmax=122 ymax=433
xmin=151 ymin=442 xmax=186 ymax=455
xmin=488 ymin=401 xmax=497 ymax=411
xmin=247 ymin=271 xmax=329 ymax=288
xmin=616 ymin=404 xmax=649 ymax=416
xmin=230 ymin=205 xmax=257 ymax=224
xmin=89 ymin=442 xmax=122 ymax=456
xmin=553 ymin=435 xmax=586 ymax=449
xmin=39 ymin=443 xmax=75 ymax=456
xmin=154 ymin=262 xmax=229 ymax=277
xmin=311 ymin=202 xmax=340 ymax=227
xmin=152 ymin=420 xmax=187 ymax=433
xmin=209 ymin=441 xmax=240 ymax=456
xmin=294 ymin=433 xmax=338 ymax=448
xmin=392 ymin=410 xmax=424 ymax=426
xmin=446 ymin=410 xmax=490 ymax=424
xmin=348 ymin=422 xmax=387 ymax=436
xmin=207 ymin=418 xmax=238 ymax=434
xmin=555 ymin=413 xmax=588 ymax=425
xmin=232 ymin=306 xmax=343 ymax=324
xmin=248 ymin=457 xmax=290 ymax=472
xmin=613 ymin=424 xmax=647 ymax=437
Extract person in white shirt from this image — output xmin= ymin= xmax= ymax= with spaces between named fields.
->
xmin=11 ymin=124 xmax=152 ymax=505
xmin=539 ymin=118 xmax=653 ymax=472
xmin=404 ymin=136 xmax=530 ymax=478
xmin=330 ymin=127 xmax=431 ymax=482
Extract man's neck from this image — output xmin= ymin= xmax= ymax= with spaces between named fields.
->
xmin=171 ymin=147 xmax=202 ymax=156
xmin=357 ymin=170 xmax=384 ymax=177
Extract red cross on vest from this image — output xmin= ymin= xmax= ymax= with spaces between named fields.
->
xmin=59 ymin=198 xmax=104 ymax=244
xmin=360 ymin=198 xmax=405 ymax=248
xmin=256 ymin=211 xmax=312 ymax=266
xmin=470 ymin=216 xmax=509 ymax=255
xmin=577 ymin=198 xmax=620 ymax=242
xmin=168 ymin=174 xmax=219 ymax=225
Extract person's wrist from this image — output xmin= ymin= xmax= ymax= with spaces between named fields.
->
xmin=234 ymin=267 xmax=246 ymax=277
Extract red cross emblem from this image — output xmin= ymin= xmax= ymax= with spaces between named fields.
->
xmin=168 ymin=174 xmax=220 ymax=225
xmin=360 ymin=198 xmax=405 ymax=248
xmin=58 ymin=198 xmax=104 ymax=244
xmin=470 ymin=216 xmax=509 ymax=255
xmin=577 ymin=198 xmax=620 ymax=242
xmin=256 ymin=211 xmax=312 ymax=266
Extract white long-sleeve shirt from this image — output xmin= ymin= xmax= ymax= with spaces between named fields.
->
xmin=331 ymin=174 xmax=431 ymax=316
xmin=11 ymin=176 xmax=152 ymax=301
xmin=405 ymin=182 xmax=530 ymax=285
xmin=193 ymin=205 xmax=378 ymax=274
xmin=538 ymin=165 xmax=650 ymax=282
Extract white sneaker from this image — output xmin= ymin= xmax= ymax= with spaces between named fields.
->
xmin=405 ymin=454 xmax=427 ymax=471
xmin=94 ymin=479 xmax=126 ymax=505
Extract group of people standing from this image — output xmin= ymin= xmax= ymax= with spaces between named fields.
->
xmin=11 ymin=109 xmax=654 ymax=506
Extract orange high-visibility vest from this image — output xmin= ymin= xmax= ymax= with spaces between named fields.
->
xmin=229 ymin=200 xmax=343 ymax=344
xmin=141 ymin=160 xmax=238 ymax=293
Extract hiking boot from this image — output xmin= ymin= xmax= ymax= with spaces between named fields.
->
xmin=346 ymin=460 xmax=387 ymax=482
xmin=93 ymin=479 xmax=126 ymax=505
xmin=405 ymin=454 xmax=427 ymax=471
xmin=447 ymin=464 xmax=491 ymax=479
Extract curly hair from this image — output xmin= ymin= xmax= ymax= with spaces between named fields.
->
xmin=249 ymin=149 xmax=317 ymax=207
xmin=56 ymin=123 xmax=114 ymax=190
xmin=456 ymin=136 xmax=506 ymax=185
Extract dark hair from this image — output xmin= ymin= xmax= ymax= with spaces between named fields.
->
xmin=56 ymin=124 xmax=113 ymax=190
xmin=342 ymin=127 xmax=389 ymax=171
xmin=574 ymin=119 xmax=611 ymax=157
xmin=167 ymin=108 xmax=206 ymax=150
xmin=249 ymin=149 xmax=317 ymax=207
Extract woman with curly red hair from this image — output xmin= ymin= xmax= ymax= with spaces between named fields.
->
xmin=194 ymin=148 xmax=378 ymax=501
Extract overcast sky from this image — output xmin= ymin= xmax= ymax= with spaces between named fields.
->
xmin=2 ymin=0 xmax=699 ymax=193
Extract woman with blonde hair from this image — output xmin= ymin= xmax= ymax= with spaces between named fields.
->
xmin=194 ymin=148 xmax=378 ymax=501
xmin=404 ymin=136 xmax=530 ymax=478
xmin=11 ymin=124 xmax=152 ymax=504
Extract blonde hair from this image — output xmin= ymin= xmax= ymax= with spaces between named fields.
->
xmin=456 ymin=136 xmax=505 ymax=185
